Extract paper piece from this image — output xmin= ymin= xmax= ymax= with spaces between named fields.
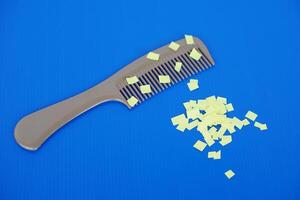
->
xmin=187 ymin=109 xmax=200 ymax=119
xmin=183 ymin=100 xmax=197 ymax=110
xmin=228 ymin=127 xmax=236 ymax=134
xmin=204 ymin=135 xmax=215 ymax=147
xmin=208 ymin=150 xmax=221 ymax=160
xmin=209 ymin=127 xmax=218 ymax=140
xmin=168 ymin=41 xmax=180 ymax=51
xmin=176 ymin=123 xmax=187 ymax=132
xmin=189 ymin=48 xmax=202 ymax=61
xmin=225 ymin=103 xmax=234 ymax=112
xmin=206 ymin=95 xmax=217 ymax=103
xmin=242 ymin=119 xmax=250 ymax=126
xmin=217 ymin=96 xmax=227 ymax=104
xmin=187 ymin=79 xmax=199 ymax=91
xmin=214 ymin=150 xmax=221 ymax=159
xmin=219 ymin=135 xmax=232 ymax=146
xmin=186 ymin=119 xmax=200 ymax=130
xmin=259 ymin=123 xmax=268 ymax=131
xmin=174 ymin=61 xmax=183 ymax=72
xmin=193 ymin=140 xmax=207 ymax=151
xmin=233 ymin=117 xmax=244 ymax=130
xmin=245 ymin=111 xmax=258 ymax=121
xmin=126 ymin=76 xmax=139 ymax=84
xmin=254 ymin=121 xmax=268 ymax=131
xmin=171 ymin=114 xmax=187 ymax=126
xmin=208 ymin=151 xmax=215 ymax=159
xmin=140 ymin=84 xmax=152 ymax=94
xmin=159 ymin=75 xmax=171 ymax=84
xmin=225 ymin=170 xmax=235 ymax=179
xmin=127 ymin=96 xmax=139 ymax=107
xmin=185 ymin=34 xmax=194 ymax=44
xmin=217 ymin=127 xmax=227 ymax=139
xmin=146 ymin=52 xmax=160 ymax=61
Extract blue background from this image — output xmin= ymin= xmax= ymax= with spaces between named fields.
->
xmin=1 ymin=0 xmax=300 ymax=199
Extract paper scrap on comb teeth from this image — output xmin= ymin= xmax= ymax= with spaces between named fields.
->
xmin=187 ymin=79 xmax=199 ymax=91
xmin=127 ymin=96 xmax=139 ymax=107
xmin=126 ymin=76 xmax=139 ymax=85
xmin=225 ymin=170 xmax=235 ymax=179
xmin=189 ymin=48 xmax=202 ymax=61
xmin=174 ymin=61 xmax=183 ymax=72
xmin=140 ymin=85 xmax=152 ymax=94
xmin=146 ymin=52 xmax=160 ymax=61
xmin=245 ymin=111 xmax=257 ymax=121
xmin=185 ymin=34 xmax=194 ymax=44
xmin=168 ymin=41 xmax=180 ymax=51
xmin=193 ymin=140 xmax=207 ymax=151
xmin=159 ymin=75 xmax=171 ymax=84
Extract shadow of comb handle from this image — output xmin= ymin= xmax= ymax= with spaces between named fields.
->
xmin=14 ymin=80 xmax=123 ymax=151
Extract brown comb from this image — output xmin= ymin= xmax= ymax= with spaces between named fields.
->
xmin=14 ymin=36 xmax=215 ymax=150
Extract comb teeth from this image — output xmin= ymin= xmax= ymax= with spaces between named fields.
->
xmin=119 ymin=47 xmax=214 ymax=105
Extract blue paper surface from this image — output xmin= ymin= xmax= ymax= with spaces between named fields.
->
xmin=1 ymin=0 xmax=300 ymax=199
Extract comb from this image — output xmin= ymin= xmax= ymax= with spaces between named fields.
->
xmin=14 ymin=36 xmax=215 ymax=150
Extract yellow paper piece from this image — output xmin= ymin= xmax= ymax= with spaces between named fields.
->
xmin=206 ymin=95 xmax=217 ymax=103
xmin=186 ymin=119 xmax=200 ymax=130
xmin=209 ymin=127 xmax=218 ymax=139
xmin=217 ymin=126 xmax=227 ymax=139
xmin=159 ymin=75 xmax=171 ymax=84
xmin=222 ymin=121 xmax=234 ymax=129
xmin=189 ymin=48 xmax=202 ymax=61
xmin=233 ymin=117 xmax=244 ymax=130
xmin=214 ymin=150 xmax=221 ymax=159
xmin=168 ymin=41 xmax=180 ymax=51
xmin=204 ymin=136 xmax=215 ymax=147
xmin=185 ymin=34 xmax=194 ymax=44
xmin=228 ymin=127 xmax=236 ymax=134
xmin=245 ymin=111 xmax=258 ymax=121
xmin=187 ymin=79 xmax=199 ymax=91
xmin=208 ymin=151 xmax=215 ymax=159
xmin=176 ymin=123 xmax=187 ymax=132
xmin=197 ymin=99 xmax=208 ymax=110
xmin=183 ymin=100 xmax=197 ymax=110
xmin=211 ymin=127 xmax=221 ymax=138
xmin=126 ymin=76 xmax=139 ymax=84
xmin=225 ymin=103 xmax=234 ymax=112
xmin=193 ymin=140 xmax=207 ymax=151
xmin=174 ymin=61 xmax=183 ymax=72
xmin=254 ymin=121 xmax=268 ymax=131
xmin=197 ymin=122 xmax=208 ymax=133
xmin=217 ymin=96 xmax=227 ymax=104
xmin=127 ymin=96 xmax=139 ymax=107
xmin=219 ymin=135 xmax=232 ymax=146
xmin=242 ymin=119 xmax=250 ymax=126
xmin=225 ymin=170 xmax=235 ymax=179
xmin=260 ymin=123 xmax=268 ymax=131
xmin=208 ymin=150 xmax=221 ymax=160
xmin=140 ymin=84 xmax=151 ymax=94
xmin=146 ymin=52 xmax=160 ymax=61
xmin=171 ymin=114 xmax=187 ymax=126
xmin=200 ymin=130 xmax=214 ymax=146
xmin=187 ymin=109 xmax=200 ymax=119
